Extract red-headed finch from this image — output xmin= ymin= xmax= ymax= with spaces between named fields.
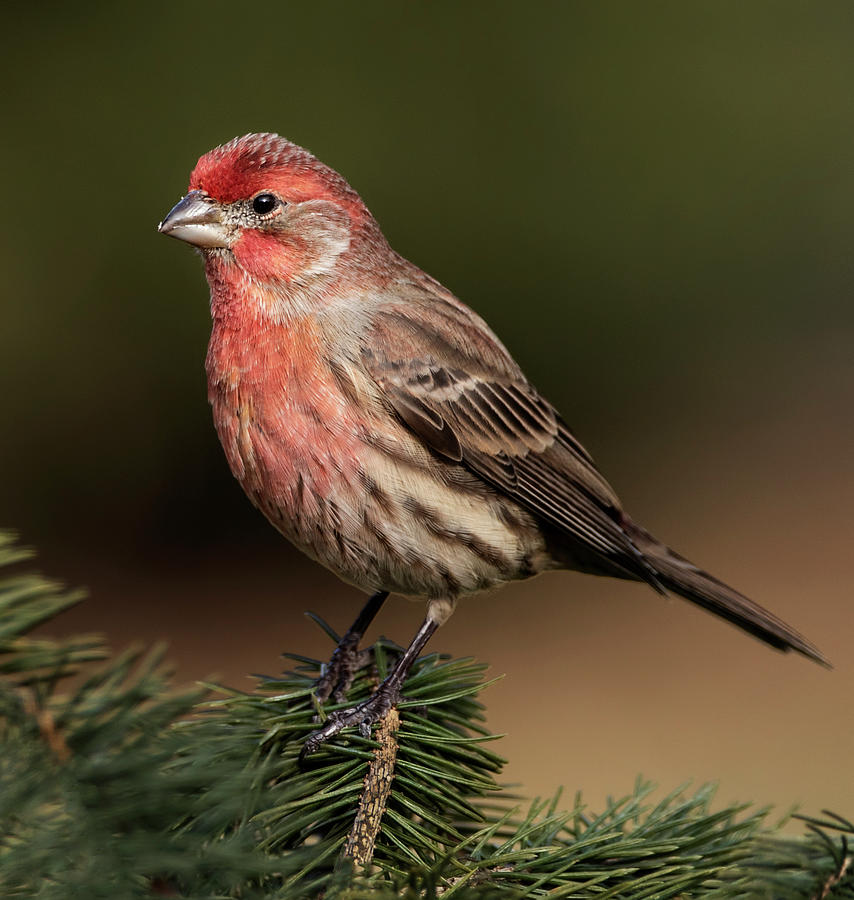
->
xmin=159 ymin=134 xmax=826 ymax=755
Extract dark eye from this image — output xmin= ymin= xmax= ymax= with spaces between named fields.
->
xmin=252 ymin=193 xmax=280 ymax=215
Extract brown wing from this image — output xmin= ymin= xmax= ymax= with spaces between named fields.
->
xmin=362 ymin=297 xmax=660 ymax=587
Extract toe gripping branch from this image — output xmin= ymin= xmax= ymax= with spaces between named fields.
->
xmin=313 ymin=590 xmax=388 ymax=704
xmin=301 ymin=612 xmax=439 ymax=761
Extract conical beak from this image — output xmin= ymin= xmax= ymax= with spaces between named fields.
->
xmin=158 ymin=191 xmax=230 ymax=248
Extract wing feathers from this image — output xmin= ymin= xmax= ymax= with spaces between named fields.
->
xmin=363 ymin=305 xmax=656 ymax=584
xmin=359 ymin=296 xmax=825 ymax=663
xmin=386 ymin=387 xmax=463 ymax=462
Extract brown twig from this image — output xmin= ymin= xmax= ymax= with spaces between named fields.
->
xmin=18 ymin=687 xmax=70 ymax=763
xmin=342 ymin=708 xmax=400 ymax=867
xmin=814 ymin=854 xmax=851 ymax=900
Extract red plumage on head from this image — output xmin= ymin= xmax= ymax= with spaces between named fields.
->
xmin=188 ymin=133 xmax=366 ymax=220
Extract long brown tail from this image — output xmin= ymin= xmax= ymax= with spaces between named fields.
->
xmin=623 ymin=517 xmax=829 ymax=666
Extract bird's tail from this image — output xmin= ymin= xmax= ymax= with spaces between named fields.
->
xmin=622 ymin=516 xmax=829 ymax=666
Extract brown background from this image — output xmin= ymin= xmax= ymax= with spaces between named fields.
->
xmin=3 ymin=3 xmax=852 ymax=816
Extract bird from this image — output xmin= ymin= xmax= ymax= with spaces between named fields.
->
xmin=158 ymin=133 xmax=827 ymax=755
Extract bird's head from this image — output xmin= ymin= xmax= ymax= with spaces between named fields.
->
xmin=159 ymin=133 xmax=384 ymax=294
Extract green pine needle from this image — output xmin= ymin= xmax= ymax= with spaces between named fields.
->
xmin=0 ymin=531 xmax=851 ymax=899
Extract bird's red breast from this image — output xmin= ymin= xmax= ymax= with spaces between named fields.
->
xmin=204 ymin=255 xmax=363 ymax=519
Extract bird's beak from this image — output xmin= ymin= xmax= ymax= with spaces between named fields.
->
xmin=158 ymin=190 xmax=231 ymax=248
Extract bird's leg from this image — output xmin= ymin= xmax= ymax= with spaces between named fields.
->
xmin=314 ymin=590 xmax=389 ymax=703
xmin=302 ymin=615 xmax=439 ymax=758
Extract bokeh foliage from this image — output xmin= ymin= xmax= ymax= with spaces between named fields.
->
xmin=1 ymin=533 xmax=853 ymax=898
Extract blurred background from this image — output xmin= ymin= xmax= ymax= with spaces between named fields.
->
xmin=2 ymin=3 xmax=852 ymax=814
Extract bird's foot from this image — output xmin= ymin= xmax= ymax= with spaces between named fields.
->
xmin=301 ymin=680 xmax=402 ymax=760
xmin=314 ymin=634 xmax=374 ymax=704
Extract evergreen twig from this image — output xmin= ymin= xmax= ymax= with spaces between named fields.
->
xmin=0 ymin=531 xmax=851 ymax=898
xmin=343 ymin=707 xmax=401 ymax=866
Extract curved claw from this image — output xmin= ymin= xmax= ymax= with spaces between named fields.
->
xmin=300 ymin=682 xmax=402 ymax=762
xmin=302 ymin=613 xmax=438 ymax=765
xmin=314 ymin=635 xmax=374 ymax=704
xmin=312 ymin=590 xmax=390 ymax=704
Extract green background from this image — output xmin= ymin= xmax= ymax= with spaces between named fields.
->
xmin=2 ymin=3 xmax=852 ymax=811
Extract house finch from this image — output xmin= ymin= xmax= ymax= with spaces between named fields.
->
xmin=158 ymin=133 xmax=826 ymax=755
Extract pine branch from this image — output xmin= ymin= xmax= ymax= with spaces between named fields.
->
xmin=343 ymin=706 xmax=401 ymax=865
xmin=0 ymin=530 xmax=851 ymax=898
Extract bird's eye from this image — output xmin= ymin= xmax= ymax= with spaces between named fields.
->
xmin=252 ymin=193 xmax=280 ymax=215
